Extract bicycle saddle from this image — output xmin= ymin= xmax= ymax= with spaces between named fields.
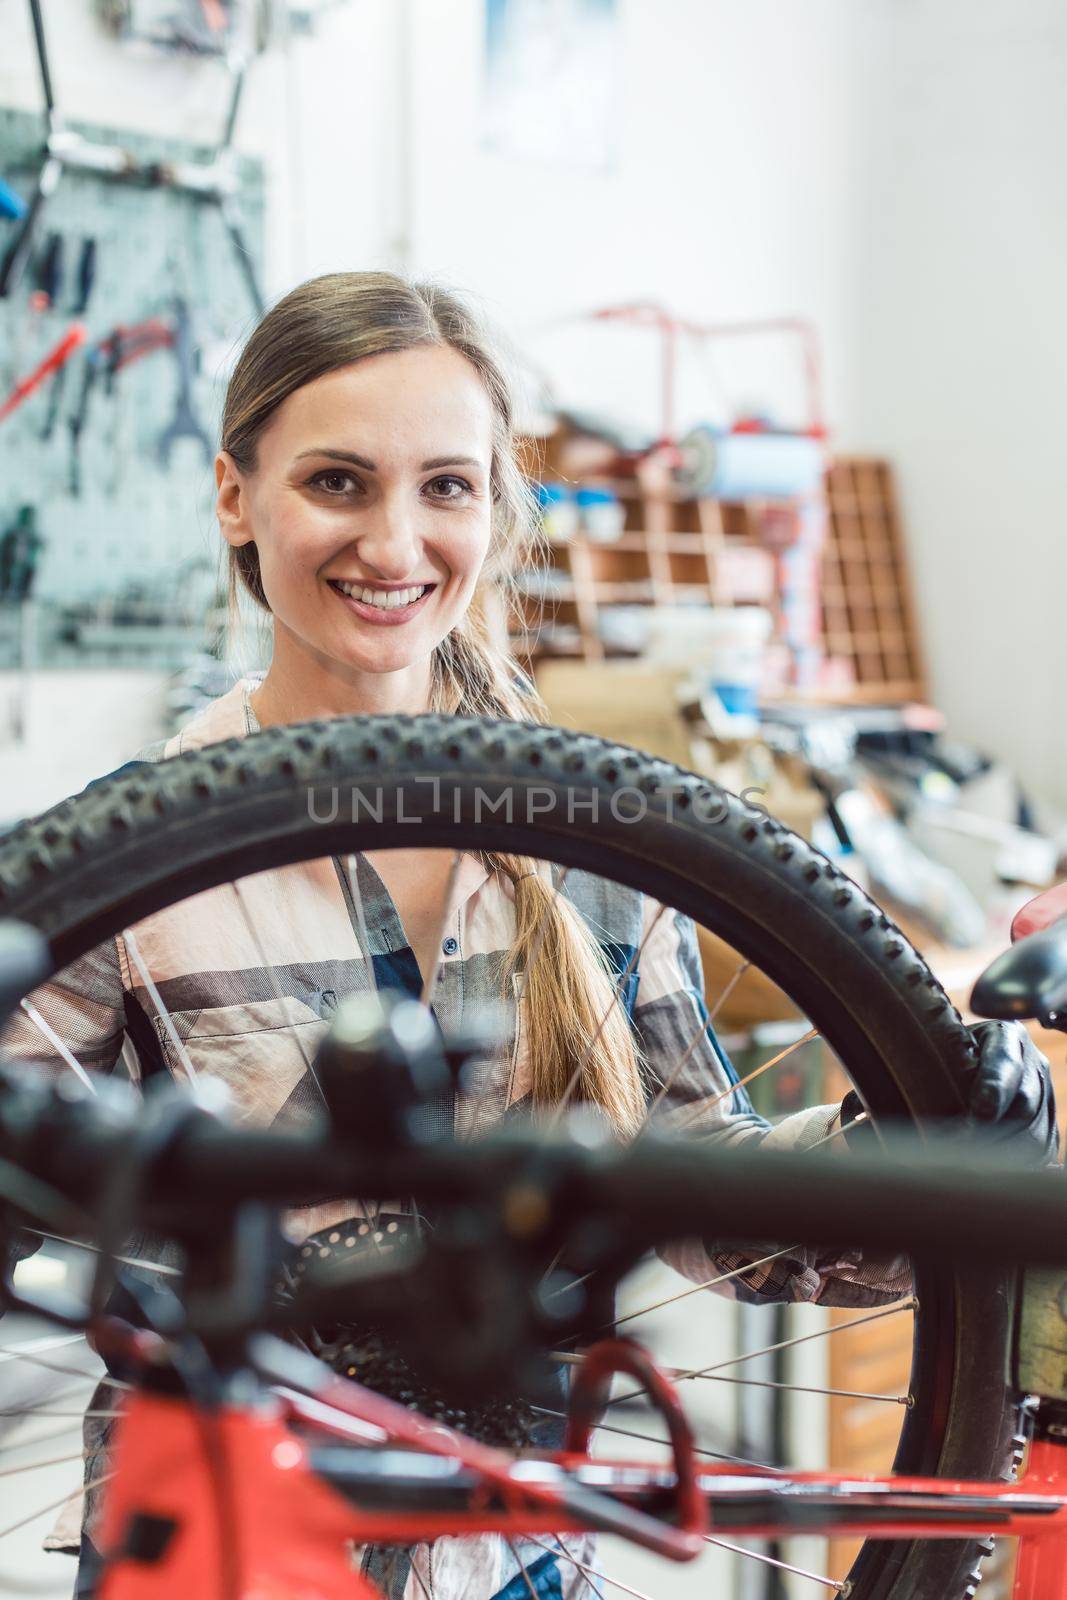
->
xmin=971 ymin=883 xmax=1067 ymax=1028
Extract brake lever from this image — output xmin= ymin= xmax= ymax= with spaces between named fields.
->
xmin=563 ymin=1337 xmax=707 ymax=1557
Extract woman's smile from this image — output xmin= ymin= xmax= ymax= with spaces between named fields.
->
xmin=325 ymin=578 xmax=437 ymax=626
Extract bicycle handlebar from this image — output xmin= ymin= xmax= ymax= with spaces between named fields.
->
xmin=3 ymin=1069 xmax=1067 ymax=1273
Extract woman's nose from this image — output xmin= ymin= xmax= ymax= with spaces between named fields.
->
xmin=354 ymin=498 xmax=421 ymax=580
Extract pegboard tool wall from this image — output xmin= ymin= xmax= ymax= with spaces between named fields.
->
xmin=0 ymin=106 xmax=264 ymax=605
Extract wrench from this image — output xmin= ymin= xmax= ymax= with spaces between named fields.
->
xmin=157 ymin=298 xmax=213 ymax=465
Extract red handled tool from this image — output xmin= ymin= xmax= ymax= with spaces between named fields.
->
xmin=0 ymin=321 xmax=86 ymax=425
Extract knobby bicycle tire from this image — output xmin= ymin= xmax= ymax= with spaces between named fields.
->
xmin=0 ymin=714 xmax=1020 ymax=1600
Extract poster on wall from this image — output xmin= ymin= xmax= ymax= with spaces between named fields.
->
xmin=482 ymin=0 xmax=620 ymax=170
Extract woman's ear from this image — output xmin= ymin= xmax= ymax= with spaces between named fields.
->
xmin=215 ymin=451 xmax=254 ymax=548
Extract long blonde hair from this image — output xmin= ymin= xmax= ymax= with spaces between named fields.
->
xmin=220 ymin=272 xmax=645 ymax=1135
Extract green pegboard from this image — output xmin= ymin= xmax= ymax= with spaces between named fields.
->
xmin=0 ymin=106 xmax=264 ymax=607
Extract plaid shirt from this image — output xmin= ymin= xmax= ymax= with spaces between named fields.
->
xmin=2 ymin=680 xmax=908 ymax=1594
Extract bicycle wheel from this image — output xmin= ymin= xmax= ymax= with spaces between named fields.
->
xmin=0 ymin=714 xmax=1020 ymax=1600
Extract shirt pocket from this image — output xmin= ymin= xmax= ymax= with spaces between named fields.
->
xmin=153 ymin=995 xmax=328 ymax=1129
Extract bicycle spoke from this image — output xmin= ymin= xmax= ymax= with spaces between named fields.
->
xmin=704 ymin=1535 xmax=845 ymax=1591
xmin=407 ymin=1551 xmax=433 ymax=1600
xmin=0 ymin=1347 xmax=127 ymax=1389
xmin=673 ymin=1027 xmax=819 ymax=1133
xmin=0 ymin=1423 xmax=84 ymax=1458
xmin=527 ymin=1406 xmax=778 ymax=1470
xmin=420 ymin=849 xmax=465 ymax=1006
xmin=805 ymin=1112 xmax=867 ymax=1151
xmin=0 ymin=1333 xmax=87 ymax=1361
xmin=122 ymin=927 xmax=199 ymax=1086
xmin=0 ymin=1469 xmax=113 ymax=1542
xmin=673 ymin=1297 xmax=918 ymax=1384
xmin=229 ymin=881 xmax=328 ymax=1110
xmin=0 ymin=1409 xmax=121 ymax=1421
xmin=505 ymin=1536 xmax=542 ymax=1600
xmin=0 ymin=1447 xmax=91 ymax=1480
xmin=639 ymin=1007 xmax=717 ymax=1129
xmin=605 ymin=1294 xmax=916 ymax=1409
xmin=681 ymin=1373 xmax=910 ymax=1405
xmin=17 ymin=1000 xmax=96 ymax=1093
xmin=469 ymin=861 xmax=575 ymax=1147
xmin=343 ymin=854 xmax=380 ymax=996
xmin=338 ymin=855 xmax=397 ymax=1240
xmin=708 ymin=958 xmax=753 ymax=1023
xmin=542 ymin=1268 xmax=596 ymax=1303
xmin=531 ymin=1535 xmax=647 ymax=1600
xmin=24 ymin=1229 xmax=180 ymax=1277
xmin=551 ymin=904 xmax=669 ymax=1126
xmin=551 ymin=1348 xmax=908 ymax=1406
xmin=0 ymin=1380 xmax=97 ymax=1415
xmin=606 ymin=1245 xmax=803 ymax=1332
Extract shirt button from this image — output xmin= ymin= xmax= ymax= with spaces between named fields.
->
xmin=442 ymin=936 xmax=459 ymax=957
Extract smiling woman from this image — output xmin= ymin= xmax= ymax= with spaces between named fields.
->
xmin=217 ymin=275 xmax=530 ymax=726
xmin=209 ymin=273 xmax=647 ymax=1114
xmin=219 ymin=343 xmax=495 ymax=702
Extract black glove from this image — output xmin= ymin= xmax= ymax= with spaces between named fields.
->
xmin=839 ymin=1021 xmax=1058 ymax=1163
xmin=968 ymin=1020 xmax=1059 ymax=1163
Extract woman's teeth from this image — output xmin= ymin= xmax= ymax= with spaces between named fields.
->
xmin=333 ymin=582 xmax=428 ymax=609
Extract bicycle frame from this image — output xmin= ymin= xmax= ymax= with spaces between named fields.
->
xmin=89 ymin=1329 xmax=1067 ymax=1600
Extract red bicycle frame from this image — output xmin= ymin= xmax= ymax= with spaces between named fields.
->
xmin=91 ymin=1335 xmax=1067 ymax=1600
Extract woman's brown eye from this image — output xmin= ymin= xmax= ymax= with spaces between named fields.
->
xmin=316 ymin=471 xmax=352 ymax=494
xmin=429 ymin=476 xmax=470 ymax=499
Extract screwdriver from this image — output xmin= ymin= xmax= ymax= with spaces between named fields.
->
xmin=32 ymin=231 xmax=63 ymax=311
xmin=72 ymin=237 xmax=96 ymax=315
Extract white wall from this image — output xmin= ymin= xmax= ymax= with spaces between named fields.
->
xmin=405 ymin=0 xmax=868 ymax=435
xmin=0 ymin=0 xmax=868 ymax=427
xmin=852 ymin=0 xmax=1067 ymax=806
xmin=4 ymin=0 xmax=1062 ymax=804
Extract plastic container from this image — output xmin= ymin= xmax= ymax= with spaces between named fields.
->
xmin=535 ymin=482 xmax=580 ymax=543
xmin=576 ymin=485 xmax=626 ymax=542
xmin=644 ymin=605 xmax=772 ymax=732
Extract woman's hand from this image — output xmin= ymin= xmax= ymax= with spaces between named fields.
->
xmin=968 ymin=1020 xmax=1059 ymax=1162
xmin=838 ymin=1020 xmax=1059 ymax=1163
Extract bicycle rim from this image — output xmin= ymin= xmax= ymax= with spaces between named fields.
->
xmin=0 ymin=714 xmax=1020 ymax=1599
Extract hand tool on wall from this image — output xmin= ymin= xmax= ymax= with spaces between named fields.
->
xmin=157 ymin=298 xmax=213 ymax=465
xmin=103 ymin=316 xmax=176 ymax=492
xmin=3 ymin=232 xmax=61 ymax=387
xmin=32 ymin=230 xmax=63 ymax=309
xmin=1 ymin=0 xmax=263 ymax=311
xmin=72 ymin=237 xmax=97 ymax=315
xmin=103 ymin=317 xmax=176 ymax=390
xmin=66 ymin=316 xmax=177 ymax=494
xmin=0 ymin=321 xmax=86 ymax=426
xmin=39 ymin=357 xmax=67 ymax=440
xmin=0 ymin=506 xmax=44 ymax=602
xmin=0 ymin=176 xmax=28 ymax=220
xmin=0 ymin=0 xmax=63 ymax=297
xmin=38 ymin=246 xmax=103 ymax=440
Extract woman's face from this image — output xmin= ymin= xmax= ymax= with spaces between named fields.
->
xmin=217 ymin=345 xmax=496 ymax=681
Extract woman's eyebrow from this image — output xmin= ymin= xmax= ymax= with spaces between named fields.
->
xmin=293 ymin=448 xmax=485 ymax=472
